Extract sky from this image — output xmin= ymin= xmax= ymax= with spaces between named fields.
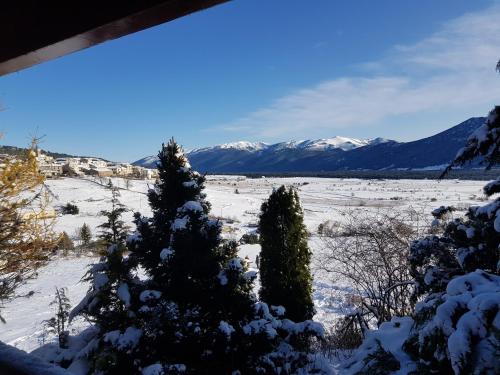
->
xmin=1 ymin=0 xmax=500 ymax=162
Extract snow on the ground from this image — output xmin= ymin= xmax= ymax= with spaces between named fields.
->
xmin=0 ymin=257 xmax=94 ymax=352
xmin=0 ymin=176 xmax=488 ymax=353
xmin=0 ymin=340 xmax=69 ymax=375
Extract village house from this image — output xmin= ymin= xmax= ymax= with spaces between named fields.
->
xmin=38 ymin=162 xmax=63 ymax=178
xmin=132 ymin=165 xmax=158 ymax=179
xmin=28 ymin=152 xmax=158 ymax=180
xmin=107 ymin=162 xmax=134 ymax=176
xmin=36 ymin=152 xmax=64 ymax=178
xmin=83 ymin=166 xmax=114 ymax=177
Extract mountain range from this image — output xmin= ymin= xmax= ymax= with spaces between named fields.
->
xmin=133 ymin=117 xmax=485 ymax=173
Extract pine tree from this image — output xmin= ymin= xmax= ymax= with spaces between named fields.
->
xmin=98 ymin=182 xmax=129 ymax=248
xmin=43 ymin=287 xmax=71 ymax=349
xmin=400 ymin=105 xmax=500 ymax=374
xmin=258 ymin=185 xmax=314 ymax=322
xmin=129 ymin=138 xmax=208 ymax=274
xmin=79 ymin=223 xmax=92 ymax=248
xmin=129 ymin=140 xmax=258 ymax=372
xmin=70 ymin=183 xmax=139 ymax=374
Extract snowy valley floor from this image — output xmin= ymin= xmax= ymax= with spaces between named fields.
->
xmin=0 ymin=176 xmax=488 ymax=355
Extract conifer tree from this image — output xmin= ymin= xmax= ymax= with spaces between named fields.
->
xmin=79 ymin=223 xmax=92 ymax=248
xmin=70 ymin=182 xmax=139 ymax=374
xmin=98 ymin=182 xmax=129 ymax=248
xmin=258 ymin=185 xmax=314 ymax=322
xmin=129 ymin=138 xmax=207 ymax=274
xmin=129 ymin=140 xmax=258 ymax=372
xmin=44 ymin=287 xmax=71 ymax=349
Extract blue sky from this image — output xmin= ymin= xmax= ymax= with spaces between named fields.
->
xmin=1 ymin=0 xmax=499 ymax=161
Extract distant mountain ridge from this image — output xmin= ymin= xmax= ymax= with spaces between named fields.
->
xmin=133 ymin=117 xmax=485 ymax=173
xmin=189 ymin=136 xmax=390 ymax=154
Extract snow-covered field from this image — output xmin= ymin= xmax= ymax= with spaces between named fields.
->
xmin=0 ymin=176 xmax=488 ymax=353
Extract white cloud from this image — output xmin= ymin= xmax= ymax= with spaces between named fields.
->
xmin=216 ymin=5 xmax=500 ymax=139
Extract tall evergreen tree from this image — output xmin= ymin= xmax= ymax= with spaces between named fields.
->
xmin=70 ymin=182 xmax=139 ymax=374
xmin=129 ymin=138 xmax=207 ymax=275
xmin=79 ymin=223 xmax=92 ymax=248
xmin=128 ymin=140 xmax=258 ymax=372
xmin=98 ymin=182 xmax=129 ymax=248
xmin=258 ymin=185 xmax=314 ymax=322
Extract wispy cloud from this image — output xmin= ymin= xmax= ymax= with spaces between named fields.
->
xmin=216 ymin=4 xmax=500 ymax=139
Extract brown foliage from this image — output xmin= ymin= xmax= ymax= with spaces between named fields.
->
xmin=0 ymin=146 xmax=58 ymax=321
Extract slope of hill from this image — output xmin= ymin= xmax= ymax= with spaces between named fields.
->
xmin=0 ymin=145 xmax=114 ymax=163
xmin=134 ymin=117 xmax=485 ymax=173
xmin=0 ymin=145 xmax=76 ymax=159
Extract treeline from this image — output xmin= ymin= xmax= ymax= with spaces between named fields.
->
xmin=213 ymin=168 xmax=500 ymax=181
xmin=0 ymin=144 xmax=109 ymax=161
xmin=0 ymin=144 xmax=74 ymax=159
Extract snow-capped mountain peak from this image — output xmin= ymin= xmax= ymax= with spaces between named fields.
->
xmin=217 ymin=141 xmax=268 ymax=151
xmin=133 ymin=117 xmax=485 ymax=171
xmin=190 ymin=141 xmax=268 ymax=154
xmin=296 ymin=136 xmax=371 ymax=151
xmin=135 ymin=135 xmax=390 ymax=168
xmin=366 ymin=137 xmax=391 ymax=146
xmin=193 ymin=136 xmax=374 ymax=153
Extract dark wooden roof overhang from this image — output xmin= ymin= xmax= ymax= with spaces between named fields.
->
xmin=0 ymin=0 xmax=229 ymax=77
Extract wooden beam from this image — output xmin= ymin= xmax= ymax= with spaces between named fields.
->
xmin=0 ymin=0 xmax=229 ymax=77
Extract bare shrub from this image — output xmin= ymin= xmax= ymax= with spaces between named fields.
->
xmin=318 ymin=207 xmax=429 ymax=328
xmin=315 ymin=315 xmax=364 ymax=361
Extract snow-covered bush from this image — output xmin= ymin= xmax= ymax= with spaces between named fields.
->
xmin=344 ymin=316 xmax=415 ymax=374
xmin=404 ymin=270 xmax=499 ymax=374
